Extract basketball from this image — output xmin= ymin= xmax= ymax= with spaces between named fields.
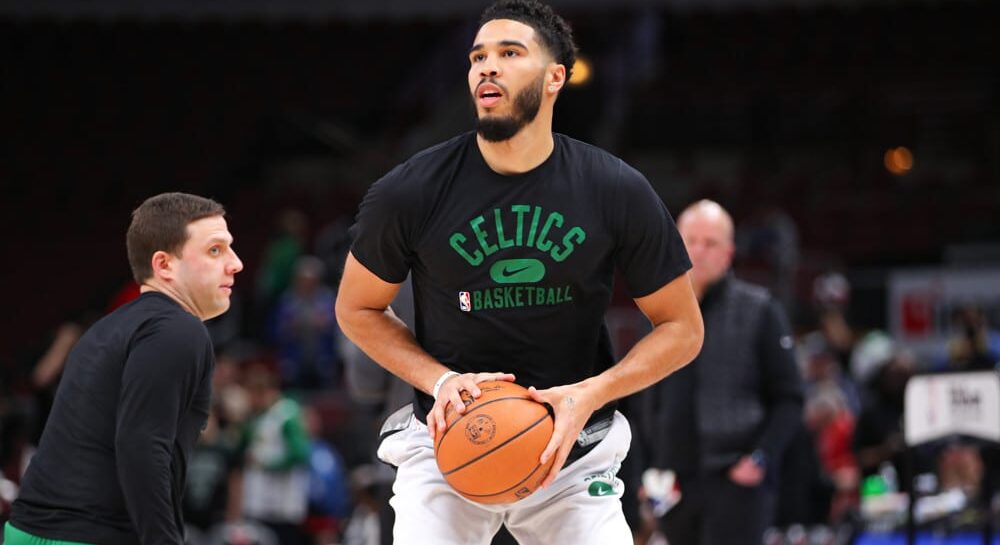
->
xmin=434 ymin=380 xmax=555 ymax=504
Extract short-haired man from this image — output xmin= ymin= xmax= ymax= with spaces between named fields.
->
xmin=6 ymin=192 xmax=243 ymax=544
xmin=633 ymin=200 xmax=803 ymax=545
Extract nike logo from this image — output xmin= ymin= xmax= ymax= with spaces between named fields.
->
xmin=489 ymin=259 xmax=546 ymax=284
xmin=501 ymin=265 xmax=530 ymax=277
xmin=588 ymin=481 xmax=618 ymax=497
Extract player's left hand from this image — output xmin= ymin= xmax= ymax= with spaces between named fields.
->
xmin=728 ymin=455 xmax=765 ymax=486
xmin=527 ymin=382 xmax=599 ymax=488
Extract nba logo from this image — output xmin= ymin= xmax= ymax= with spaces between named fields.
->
xmin=459 ymin=291 xmax=471 ymax=312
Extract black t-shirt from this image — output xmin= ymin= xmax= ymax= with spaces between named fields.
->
xmin=351 ymin=132 xmax=690 ymax=424
xmin=12 ymin=292 xmax=214 ymax=545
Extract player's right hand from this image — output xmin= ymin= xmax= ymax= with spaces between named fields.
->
xmin=427 ymin=372 xmax=515 ymax=442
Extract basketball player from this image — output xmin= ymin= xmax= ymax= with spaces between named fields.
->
xmin=6 ymin=192 xmax=243 ymax=545
xmin=335 ymin=1 xmax=704 ymax=543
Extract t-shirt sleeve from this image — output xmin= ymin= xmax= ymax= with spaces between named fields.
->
xmin=349 ymin=164 xmax=421 ymax=284
xmin=611 ymin=161 xmax=692 ymax=298
xmin=116 ymin=316 xmax=207 ymax=545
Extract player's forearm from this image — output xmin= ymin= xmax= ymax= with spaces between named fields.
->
xmin=586 ymin=317 xmax=703 ymax=409
xmin=336 ymin=305 xmax=449 ymax=395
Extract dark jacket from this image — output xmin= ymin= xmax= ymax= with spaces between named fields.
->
xmin=633 ymin=275 xmax=804 ymax=475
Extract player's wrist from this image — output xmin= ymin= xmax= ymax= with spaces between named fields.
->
xmin=432 ymin=370 xmax=461 ymax=399
xmin=577 ymin=374 xmax=613 ymax=410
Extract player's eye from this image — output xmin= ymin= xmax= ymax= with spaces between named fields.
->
xmin=471 ymin=53 xmax=486 ymax=63
xmin=209 ymin=246 xmax=221 ymax=256
xmin=502 ymin=49 xmax=518 ymax=57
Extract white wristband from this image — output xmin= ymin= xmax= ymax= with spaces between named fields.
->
xmin=432 ymin=371 xmax=461 ymax=400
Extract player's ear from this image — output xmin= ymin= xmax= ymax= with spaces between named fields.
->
xmin=151 ymin=250 xmax=176 ymax=281
xmin=546 ymin=63 xmax=566 ymax=95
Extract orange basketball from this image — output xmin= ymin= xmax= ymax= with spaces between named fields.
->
xmin=434 ymin=380 xmax=555 ymax=504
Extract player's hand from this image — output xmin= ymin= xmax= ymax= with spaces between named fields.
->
xmin=427 ymin=372 xmax=516 ymax=442
xmin=728 ymin=455 xmax=765 ymax=486
xmin=527 ymin=382 xmax=599 ymax=488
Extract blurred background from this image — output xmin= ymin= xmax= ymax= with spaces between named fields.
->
xmin=1 ymin=0 xmax=998 ymax=544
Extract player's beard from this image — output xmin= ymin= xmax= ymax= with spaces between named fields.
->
xmin=474 ymin=74 xmax=544 ymax=143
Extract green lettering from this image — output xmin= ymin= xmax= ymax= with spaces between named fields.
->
xmin=546 ymin=288 xmax=557 ymax=305
xmin=515 ymin=287 xmax=524 ymax=306
xmin=482 ymin=290 xmax=494 ymax=309
xmin=473 ymin=290 xmax=482 ymax=311
xmin=536 ymin=287 xmax=545 ymax=305
xmin=503 ymin=287 xmax=515 ymax=308
xmin=511 ymin=205 xmax=531 ymax=246
xmin=526 ymin=207 xmax=542 ymax=248
xmin=450 ymin=233 xmax=483 ymax=266
xmin=470 ymin=216 xmax=498 ymax=256
xmin=551 ymin=226 xmax=587 ymax=262
xmin=495 ymin=209 xmax=514 ymax=249
xmin=536 ymin=212 xmax=563 ymax=252
xmin=563 ymin=286 xmax=573 ymax=302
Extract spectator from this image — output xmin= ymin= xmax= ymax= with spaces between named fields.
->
xmin=272 ymin=256 xmax=341 ymax=391
xmin=257 ymin=209 xmax=309 ymax=306
xmin=237 ymin=362 xmax=311 ymax=544
xmin=253 ymin=208 xmax=309 ymax=339
xmin=800 ymin=272 xmax=857 ymax=378
xmin=804 ymin=385 xmax=859 ymax=523
xmin=853 ymin=350 xmax=915 ymax=482
xmin=302 ymin=406 xmax=350 ymax=545
xmin=941 ymin=304 xmax=1000 ymax=371
xmin=341 ymin=465 xmax=385 ymax=545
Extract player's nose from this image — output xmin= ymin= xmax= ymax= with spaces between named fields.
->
xmin=480 ymin=53 xmax=501 ymax=78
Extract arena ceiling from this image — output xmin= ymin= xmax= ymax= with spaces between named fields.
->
xmin=0 ymin=0 xmax=971 ymax=20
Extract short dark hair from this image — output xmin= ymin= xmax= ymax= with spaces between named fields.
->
xmin=126 ymin=192 xmax=225 ymax=283
xmin=479 ymin=0 xmax=577 ymax=79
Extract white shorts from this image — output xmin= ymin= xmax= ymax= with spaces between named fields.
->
xmin=377 ymin=409 xmax=633 ymax=545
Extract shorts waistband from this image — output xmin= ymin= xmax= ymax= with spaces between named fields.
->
xmin=564 ymin=413 xmax=615 ymax=467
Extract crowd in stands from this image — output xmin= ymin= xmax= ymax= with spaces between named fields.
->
xmin=1 ymin=204 xmax=997 ymax=545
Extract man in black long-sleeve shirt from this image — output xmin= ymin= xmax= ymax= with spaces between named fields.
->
xmin=6 ymin=192 xmax=243 ymax=545
xmin=631 ymin=200 xmax=803 ymax=545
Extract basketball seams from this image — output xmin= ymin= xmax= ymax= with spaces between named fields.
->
xmin=439 ymin=411 xmax=552 ymax=476
xmin=435 ymin=394 xmax=534 ymax=450
xmin=454 ymin=461 xmax=547 ymax=501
